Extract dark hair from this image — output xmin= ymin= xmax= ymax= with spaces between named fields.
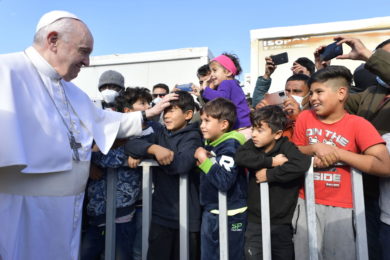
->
xmin=200 ymin=98 xmax=237 ymax=131
xmin=197 ymin=64 xmax=211 ymax=77
xmin=115 ymin=87 xmax=152 ymax=112
xmin=251 ymin=105 xmax=287 ymax=133
xmin=213 ymin=52 xmax=242 ymax=76
xmin=351 ymin=63 xmax=377 ymax=93
xmin=308 ymin=65 xmax=352 ymax=89
xmin=295 ymin=57 xmax=315 ymax=75
xmin=164 ymin=90 xmax=195 ymax=116
xmin=152 ymin=83 xmax=169 ymax=93
xmin=375 ymin=39 xmax=390 ymax=50
xmin=286 ymin=73 xmax=310 ymax=84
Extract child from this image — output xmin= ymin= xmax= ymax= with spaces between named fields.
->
xmin=124 ymin=91 xmax=202 ymax=260
xmin=194 ymin=98 xmax=248 ymax=260
xmin=81 ymin=87 xmax=152 ymax=260
xmin=201 ymin=53 xmax=252 ymax=139
xmin=292 ymin=66 xmax=390 ymax=260
xmin=235 ymin=105 xmax=311 ymax=260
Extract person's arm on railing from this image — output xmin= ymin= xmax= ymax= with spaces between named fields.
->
xmin=158 ymin=132 xmax=203 ymax=175
xmin=92 ymin=146 xmax=128 ymax=168
xmin=195 ymin=145 xmax=239 ymax=192
xmin=265 ymin=142 xmax=311 ymax=183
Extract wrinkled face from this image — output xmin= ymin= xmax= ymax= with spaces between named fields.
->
xmin=251 ymin=122 xmax=279 ymax=152
xmin=54 ymin=20 xmax=93 ymax=81
xmin=131 ymin=99 xmax=150 ymax=112
xmin=309 ymin=82 xmax=342 ymax=119
xmin=163 ymin=106 xmax=191 ymax=132
xmin=210 ymin=61 xmax=231 ymax=87
xmin=200 ymin=113 xmax=226 ymax=141
xmin=285 ymin=80 xmax=309 ymax=97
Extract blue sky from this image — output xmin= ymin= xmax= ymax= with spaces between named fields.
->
xmin=1 ymin=0 xmax=389 ymax=78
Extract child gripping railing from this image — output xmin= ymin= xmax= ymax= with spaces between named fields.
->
xmin=102 ymin=158 xmax=368 ymax=260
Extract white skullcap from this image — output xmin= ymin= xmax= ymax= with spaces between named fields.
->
xmin=35 ymin=10 xmax=79 ymax=32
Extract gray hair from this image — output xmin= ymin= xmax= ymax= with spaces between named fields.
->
xmin=33 ymin=18 xmax=76 ymax=46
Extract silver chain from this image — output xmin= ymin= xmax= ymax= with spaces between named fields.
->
xmin=24 ymin=51 xmax=82 ymax=161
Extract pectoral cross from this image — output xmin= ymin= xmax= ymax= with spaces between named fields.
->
xmin=69 ymin=133 xmax=82 ymax=161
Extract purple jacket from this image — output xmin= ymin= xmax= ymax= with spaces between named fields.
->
xmin=202 ymin=79 xmax=251 ymax=129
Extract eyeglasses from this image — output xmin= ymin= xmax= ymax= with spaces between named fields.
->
xmin=152 ymin=93 xmax=166 ymax=98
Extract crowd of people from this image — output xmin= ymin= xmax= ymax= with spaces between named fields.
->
xmin=0 ymin=9 xmax=390 ymax=260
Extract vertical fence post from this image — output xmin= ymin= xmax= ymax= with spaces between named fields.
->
xmin=260 ymin=182 xmax=272 ymax=260
xmin=140 ymin=159 xmax=157 ymax=260
xmin=351 ymin=168 xmax=369 ymax=260
xmin=105 ymin=168 xmax=117 ymax=260
xmin=305 ymin=158 xmax=318 ymax=260
xmin=179 ymin=174 xmax=189 ymax=260
xmin=219 ymin=191 xmax=229 ymax=260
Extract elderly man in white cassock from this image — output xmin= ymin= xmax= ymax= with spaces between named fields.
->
xmin=0 ymin=10 xmax=174 ymax=260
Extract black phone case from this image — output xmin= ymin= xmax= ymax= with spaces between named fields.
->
xmin=271 ymin=52 xmax=289 ymax=65
xmin=320 ymin=42 xmax=343 ymax=61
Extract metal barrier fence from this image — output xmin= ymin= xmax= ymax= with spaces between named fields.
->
xmin=103 ymin=158 xmax=368 ymax=260
xmin=304 ymin=160 xmax=369 ymax=260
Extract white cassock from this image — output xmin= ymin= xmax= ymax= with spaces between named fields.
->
xmin=0 ymin=47 xmax=143 ymax=260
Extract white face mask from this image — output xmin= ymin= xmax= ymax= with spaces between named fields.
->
xmin=291 ymin=95 xmax=304 ymax=109
xmin=101 ymin=89 xmax=119 ymax=104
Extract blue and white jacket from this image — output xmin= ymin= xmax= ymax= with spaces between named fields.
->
xmin=86 ymin=121 xmax=158 ymax=226
xmin=198 ymin=131 xmax=248 ymax=213
xmin=86 ymin=146 xmax=141 ymax=225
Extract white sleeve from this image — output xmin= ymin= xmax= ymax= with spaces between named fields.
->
xmin=117 ymin=111 xmax=143 ymax=138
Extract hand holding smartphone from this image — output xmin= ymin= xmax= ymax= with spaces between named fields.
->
xmin=271 ymin=52 xmax=289 ymax=65
xmin=320 ymin=41 xmax=343 ymax=61
xmin=263 ymin=90 xmax=287 ymax=106
xmin=175 ymin=83 xmax=193 ymax=92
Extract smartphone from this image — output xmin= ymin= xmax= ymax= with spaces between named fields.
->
xmin=271 ymin=52 xmax=289 ymax=65
xmin=176 ymin=83 xmax=193 ymax=92
xmin=264 ymin=90 xmax=286 ymax=106
xmin=320 ymin=41 xmax=343 ymax=61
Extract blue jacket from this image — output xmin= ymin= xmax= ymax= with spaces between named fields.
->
xmin=124 ymin=122 xmax=203 ymax=232
xmin=86 ymin=121 xmax=158 ymax=225
xmin=198 ymin=131 xmax=247 ymax=212
xmin=87 ymin=146 xmax=141 ymax=225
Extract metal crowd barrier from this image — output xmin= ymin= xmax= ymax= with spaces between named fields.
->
xmin=105 ymin=167 xmax=118 ymax=260
xmin=304 ymin=162 xmax=369 ymax=260
xmin=259 ymin=158 xmax=368 ymax=260
xmin=104 ymin=159 xmax=230 ymax=260
xmin=219 ymin=192 xmax=229 ymax=260
xmin=351 ymin=168 xmax=369 ymax=260
xmin=260 ymin=182 xmax=271 ymax=260
xmin=304 ymin=158 xmax=318 ymax=260
xmin=104 ymin=158 xmax=369 ymax=260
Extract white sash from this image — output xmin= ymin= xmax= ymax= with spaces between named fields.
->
xmin=0 ymin=161 xmax=90 ymax=196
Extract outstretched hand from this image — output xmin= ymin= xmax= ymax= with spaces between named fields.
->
xmin=145 ymin=93 xmax=178 ymax=118
xmin=264 ymin=57 xmax=277 ymax=79
xmin=314 ymin=45 xmax=331 ymax=70
xmin=334 ymin=36 xmax=372 ymax=61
